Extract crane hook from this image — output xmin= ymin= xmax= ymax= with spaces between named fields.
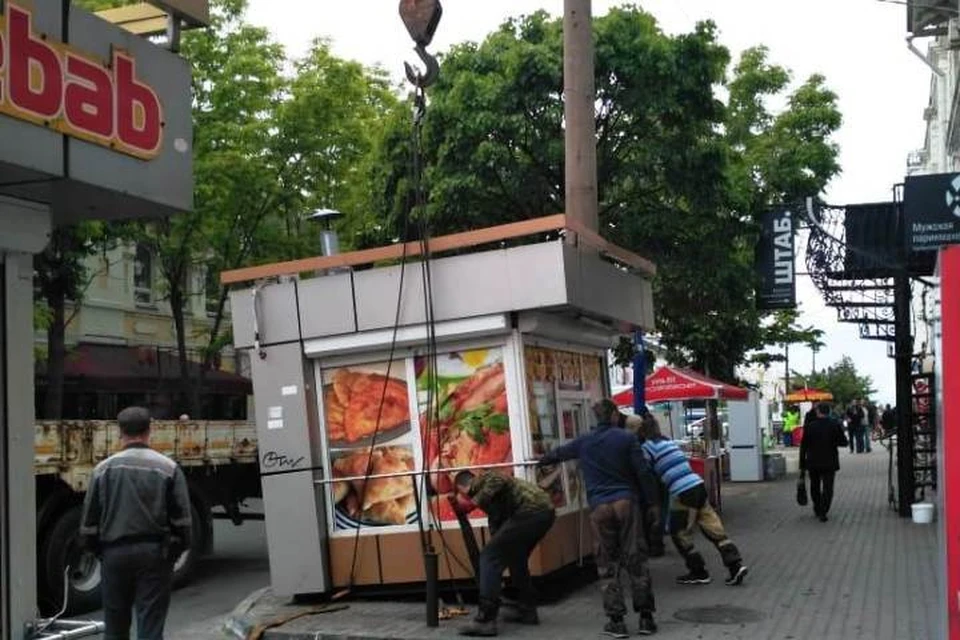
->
xmin=404 ymin=44 xmax=440 ymax=89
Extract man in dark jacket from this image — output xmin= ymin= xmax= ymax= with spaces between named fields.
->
xmin=453 ymin=469 xmax=555 ymax=636
xmin=800 ymin=403 xmax=849 ymax=522
xmin=539 ymin=399 xmax=659 ymax=638
xmin=881 ymin=404 xmax=896 ymax=437
xmin=80 ymin=407 xmax=192 ymax=640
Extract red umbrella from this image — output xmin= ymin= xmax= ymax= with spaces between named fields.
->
xmin=612 ymin=366 xmax=749 ymax=406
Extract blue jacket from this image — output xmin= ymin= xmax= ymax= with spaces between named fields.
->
xmin=539 ymin=423 xmax=658 ymax=509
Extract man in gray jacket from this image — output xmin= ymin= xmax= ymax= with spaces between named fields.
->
xmin=80 ymin=407 xmax=192 ymax=640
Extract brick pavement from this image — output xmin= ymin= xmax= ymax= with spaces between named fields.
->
xmin=218 ymin=447 xmax=939 ymax=640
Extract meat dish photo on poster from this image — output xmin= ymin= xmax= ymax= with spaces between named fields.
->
xmin=321 ymin=361 xmax=417 ymax=530
xmin=322 ymin=362 xmax=410 ymax=447
xmin=417 ymin=348 xmax=514 ymax=522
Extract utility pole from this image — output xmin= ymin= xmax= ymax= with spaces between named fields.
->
xmin=564 ymin=0 xmax=599 ymax=232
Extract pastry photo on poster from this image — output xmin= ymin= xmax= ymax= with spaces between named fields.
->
xmin=417 ymin=348 xmax=514 ymax=522
xmin=321 ymin=360 xmax=417 ymax=530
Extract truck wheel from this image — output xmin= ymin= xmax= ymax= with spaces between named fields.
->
xmin=43 ymin=505 xmax=102 ymax=614
xmin=172 ymin=502 xmax=204 ymax=587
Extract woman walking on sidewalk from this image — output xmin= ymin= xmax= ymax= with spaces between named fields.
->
xmin=638 ymin=414 xmax=748 ymax=587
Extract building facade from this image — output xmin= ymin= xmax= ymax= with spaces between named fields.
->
xmin=35 ymin=243 xmax=250 ymax=420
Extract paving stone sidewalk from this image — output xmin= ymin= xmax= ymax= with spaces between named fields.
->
xmin=219 ymin=447 xmax=939 ymax=640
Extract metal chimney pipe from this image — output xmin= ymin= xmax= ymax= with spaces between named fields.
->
xmin=306 ymin=209 xmax=347 ymax=276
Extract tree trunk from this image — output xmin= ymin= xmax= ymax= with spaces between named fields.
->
xmin=43 ymin=292 xmax=67 ymax=420
xmin=169 ymin=282 xmax=194 ymax=418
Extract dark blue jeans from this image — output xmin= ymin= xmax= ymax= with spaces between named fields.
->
xmin=101 ymin=542 xmax=173 ymax=640
xmin=478 ymin=510 xmax=555 ymax=614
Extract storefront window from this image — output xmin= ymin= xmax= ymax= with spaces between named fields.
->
xmin=321 ymin=360 xmax=416 ymax=531
xmin=416 ymin=347 xmax=513 ymax=523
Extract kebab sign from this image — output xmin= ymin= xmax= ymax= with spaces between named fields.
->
xmin=0 ymin=2 xmax=164 ymax=160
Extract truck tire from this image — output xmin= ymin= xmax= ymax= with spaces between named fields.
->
xmin=172 ymin=502 xmax=204 ymax=587
xmin=43 ymin=502 xmax=205 ymax=614
xmin=42 ymin=505 xmax=101 ymax=614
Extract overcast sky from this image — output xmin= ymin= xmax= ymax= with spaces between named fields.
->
xmin=246 ymin=0 xmax=932 ymax=403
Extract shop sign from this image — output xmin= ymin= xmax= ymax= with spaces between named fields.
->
xmin=755 ymin=209 xmax=796 ymax=310
xmin=0 ymin=2 xmax=163 ymax=160
xmin=904 ymin=172 xmax=960 ymax=251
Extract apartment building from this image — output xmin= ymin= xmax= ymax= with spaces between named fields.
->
xmin=35 ymin=243 xmax=250 ymax=420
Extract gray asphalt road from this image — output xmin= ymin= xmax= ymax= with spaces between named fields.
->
xmin=81 ymin=510 xmax=270 ymax=639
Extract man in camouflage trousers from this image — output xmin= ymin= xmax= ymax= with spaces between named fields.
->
xmin=453 ymin=469 xmax=556 ymax=636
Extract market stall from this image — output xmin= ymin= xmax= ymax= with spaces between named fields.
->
xmin=224 ymin=216 xmax=656 ymax=598
xmin=613 ymin=366 xmax=752 ymax=502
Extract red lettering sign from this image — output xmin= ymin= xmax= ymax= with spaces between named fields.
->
xmin=0 ymin=3 xmax=164 ymax=159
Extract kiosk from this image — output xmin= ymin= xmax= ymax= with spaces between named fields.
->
xmin=224 ymin=216 xmax=656 ymax=598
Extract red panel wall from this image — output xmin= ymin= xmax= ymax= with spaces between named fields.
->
xmin=941 ymin=246 xmax=960 ymax=640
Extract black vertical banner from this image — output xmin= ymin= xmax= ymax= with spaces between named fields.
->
xmin=756 ymin=209 xmax=796 ymax=310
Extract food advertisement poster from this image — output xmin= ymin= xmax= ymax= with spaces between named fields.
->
xmin=417 ymin=348 xmax=514 ymax=522
xmin=322 ymin=362 xmax=417 ymax=531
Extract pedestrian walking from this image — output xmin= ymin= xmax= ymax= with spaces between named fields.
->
xmin=79 ymin=407 xmax=192 ymax=640
xmin=453 ymin=469 xmax=555 ymax=636
xmin=638 ymin=414 xmax=749 ymax=588
xmin=881 ymin=404 xmax=896 ymax=437
xmin=539 ymin=399 xmax=659 ymax=638
xmin=846 ymin=400 xmax=867 ymax=453
xmin=799 ymin=402 xmax=849 ymax=522
xmin=866 ymin=403 xmax=877 ymax=452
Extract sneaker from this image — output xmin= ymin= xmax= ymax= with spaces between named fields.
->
xmin=602 ymin=619 xmax=630 ymax=638
xmin=818 ymin=514 xmax=829 ymax=523
xmin=676 ymin=571 xmax=712 ymax=585
xmin=725 ymin=565 xmax=749 ymax=586
xmin=638 ymin=614 xmax=658 ymax=636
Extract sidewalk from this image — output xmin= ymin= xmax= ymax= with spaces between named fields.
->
xmin=218 ymin=447 xmax=939 ymax=640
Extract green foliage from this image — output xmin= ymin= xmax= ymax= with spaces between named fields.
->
xmin=361 ymin=8 xmax=842 ymax=382
xmin=800 ymin=356 xmax=876 ymax=407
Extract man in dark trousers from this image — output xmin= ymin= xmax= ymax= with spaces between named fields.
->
xmin=80 ymin=407 xmax=192 ymax=640
xmin=453 ymin=469 xmax=555 ymax=637
xmin=800 ymin=402 xmax=849 ymax=522
xmin=881 ymin=404 xmax=896 ymax=437
xmin=846 ymin=399 xmax=866 ymax=453
xmin=539 ymin=399 xmax=659 ymax=638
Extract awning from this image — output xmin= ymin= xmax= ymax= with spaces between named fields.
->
xmin=613 ymin=366 xmax=749 ymax=406
xmin=36 ymin=343 xmax=251 ymax=395
xmin=785 ymin=388 xmax=834 ymax=403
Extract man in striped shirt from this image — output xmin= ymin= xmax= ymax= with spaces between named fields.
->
xmin=638 ymin=414 xmax=748 ymax=587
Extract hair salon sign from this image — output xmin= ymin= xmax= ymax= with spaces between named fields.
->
xmin=0 ymin=2 xmax=163 ymax=160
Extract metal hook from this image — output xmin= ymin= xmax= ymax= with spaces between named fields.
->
xmin=404 ymin=44 xmax=440 ymax=89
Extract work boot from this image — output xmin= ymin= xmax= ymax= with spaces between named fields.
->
xmin=725 ymin=565 xmax=749 ymax=586
xmin=602 ymin=617 xmax=629 ymax=638
xmin=676 ymin=570 xmax=712 ymax=585
xmin=460 ymin=604 xmax=499 ymax=637
xmin=638 ymin=613 xmax=658 ymax=636
xmin=502 ymin=606 xmax=539 ymax=625
xmin=459 ymin=617 xmax=498 ymax=637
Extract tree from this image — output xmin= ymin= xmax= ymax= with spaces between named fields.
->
xmin=129 ymin=0 xmax=397 ymax=417
xmin=361 ymin=8 xmax=842 ymax=382
xmin=802 ymin=356 xmax=876 ymax=408
xmin=34 ymin=223 xmax=122 ymax=418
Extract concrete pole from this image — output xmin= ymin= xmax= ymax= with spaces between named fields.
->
xmin=563 ymin=0 xmax=599 ymax=233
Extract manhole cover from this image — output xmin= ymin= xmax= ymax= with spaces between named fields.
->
xmin=674 ymin=605 xmax=765 ymax=625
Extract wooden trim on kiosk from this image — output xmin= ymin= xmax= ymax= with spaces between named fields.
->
xmin=220 ymin=214 xmax=657 ymax=286
xmin=328 ymin=511 xmax=592 ymax=588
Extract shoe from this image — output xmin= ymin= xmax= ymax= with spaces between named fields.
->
xmin=676 ymin=571 xmax=712 ymax=585
xmin=725 ymin=565 xmax=749 ymax=586
xmin=459 ymin=619 xmax=498 ymax=636
xmin=502 ymin=608 xmax=539 ymax=625
xmin=638 ymin=614 xmax=658 ymax=635
xmin=818 ymin=514 xmax=829 ymax=522
xmin=602 ymin=619 xmax=630 ymax=638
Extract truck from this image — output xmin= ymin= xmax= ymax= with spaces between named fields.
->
xmin=34 ymin=418 xmax=262 ymax=614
